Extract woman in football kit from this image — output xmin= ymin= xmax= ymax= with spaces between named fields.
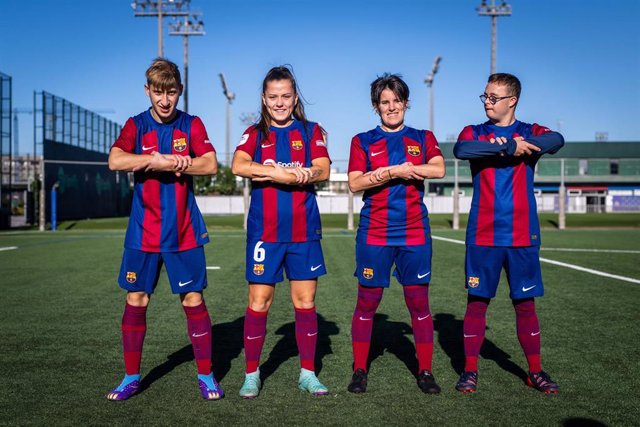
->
xmin=346 ymin=73 xmax=445 ymax=394
xmin=231 ymin=66 xmax=331 ymax=398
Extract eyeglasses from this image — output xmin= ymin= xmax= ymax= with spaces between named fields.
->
xmin=479 ymin=94 xmax=513 ymax=105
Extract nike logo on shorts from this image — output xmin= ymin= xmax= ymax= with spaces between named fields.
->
xmin=178 ymin=280 xmax=193 ymax=287
xmin=310 ymin=264 xmax=322 ymax=272
xmin=522 ymin=285 xmax=536 ymax=292
xmin=417 ymin=272 xmax=431 ymax=279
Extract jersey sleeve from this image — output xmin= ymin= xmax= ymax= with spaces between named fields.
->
xmin=235 ymin=126 xmax=259 ymax=158
xmin=424 ymin=130 xmax=443 ymax=162
xmin=453 ymin=125 xmax=511 ymax=159
xmin=310 ymin=123 xmax=330 ymax=161
xmin=111 ymin=118 xmax=137 ymax=153
xmin=526 ymin=123 xmax=565 ymax=155
xmin=348 ymin=135 xmax=367 ymax=173
xmin=190 ymin=116 xmax=215 ymax=157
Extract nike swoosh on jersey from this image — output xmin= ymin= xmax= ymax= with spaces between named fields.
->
xmin=142 ymin=145 xmax=155 ymax=151
xmin=261 ymin=143 xmax=275 ymax=148
xmin=371 ymin=151 xmax=385 ymax=157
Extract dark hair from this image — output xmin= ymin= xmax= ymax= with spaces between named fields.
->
xmin=255 ymin=65 xmax=308 ymax=139
xmin=488 ymin=73 xmax=521 ymax=99
xmin=370 ymin=73 xmax=410 ymax=109
xmin=146 ymin=57 xmax=182 ymax=90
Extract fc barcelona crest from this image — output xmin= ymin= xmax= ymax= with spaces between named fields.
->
xmin=126 ymin=271 xmax=137 ymax=283
xmin=363 ymin=267 xmax=374 ymax=280
xmin=407 ymin=145 xmax=421 ymax=156
xmin=468 ymin=276 xmax=480 ymax=288
xmin=253 ymin=264 xmax=265 ymax=276
xmin=291 ymin=140 xmax=303 ymax=150
xmin=173 ymin=137 xmax=187 ymax=152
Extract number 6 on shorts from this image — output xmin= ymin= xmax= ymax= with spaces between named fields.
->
xmin=253 ymin=241 xmax=266 ymax=262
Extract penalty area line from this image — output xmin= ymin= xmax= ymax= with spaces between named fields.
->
xmin=0 ymin=246 xmax=18 ymax=252
xmin=432 ymin=235 xmax=640 ymax=285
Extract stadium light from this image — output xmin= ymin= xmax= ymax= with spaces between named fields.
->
xmin=169 ymin=13 xmax=205 ymax=113
xmin=219 ymin=73 xmax=235 ymax=167
xmin=424 ymin=56 xmax=442 ymax=132
xmin=131 ymin=0 xmax=190 ymax=57
xmin=476 ymin=0 xmax=512 ymax=74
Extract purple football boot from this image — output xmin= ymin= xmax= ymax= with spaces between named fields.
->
xmin=199 ymin=373 xmax=224 ymax=400
xmin=107 ymin=375 xmax=141 ymax=401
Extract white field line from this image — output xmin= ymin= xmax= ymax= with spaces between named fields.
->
xmin=206 ymin=266 xmax=221 ymax=270
xmin=0 ymin=246 xmax=18 ymax=252
xmin=541 ymin=248 xmax=640 ymax=254
xmin=431 ymin=235 xmax=640 ymax=285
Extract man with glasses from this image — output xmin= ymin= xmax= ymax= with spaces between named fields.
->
xmin=453 ymin=73 xmax=564 ymax=394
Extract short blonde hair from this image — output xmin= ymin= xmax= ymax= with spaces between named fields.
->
xmin=145 ymin=58 xmax=182 ymax=90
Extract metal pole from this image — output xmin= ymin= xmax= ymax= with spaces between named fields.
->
xmin=183 ymin=33 xmax=189 ymax=112
xmin=157 ymin=0 xmax=163 ymax=57
xmin=453 ymin=159 xmax=460 ymax=230
xmin=429 ymin=84 xmax=434 ymax=132
xmin=39 ymin=160 xmax=45 ymax=231
xmin=559 ymin=158 xmax=566 ymax=230
xmin=225 ymin=102 xmax=232 ymax=166
xmin=491 ymin=15 xmax=497 ymax=74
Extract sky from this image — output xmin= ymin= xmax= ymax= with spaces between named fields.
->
xmin=1 ymin=0 xmax=639 ymax=171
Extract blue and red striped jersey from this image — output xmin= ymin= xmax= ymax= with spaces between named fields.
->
xmin=112 ymin=109 xmax=214 ymax=252
xmin=348 ymin=126 xmax=443 ymax=246
xmin=236 ymin=119 xmax=330 ymax=243
xmin=454 ymin=120 xmax=564 ymax=247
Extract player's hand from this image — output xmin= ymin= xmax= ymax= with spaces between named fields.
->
xmin=368 ymin=167 xmax=387 ymax=184
xmin=489 ymin=136 xmax=508 ymax=145
xmin=144 ymin=151 xmax=173 ymax=172
xmin=389 ymin=162 xmax=423 ymax=181
xmin=513 ymin=136 xmax=541 ymax=157
xmin=170 ymin=154 xmax=192 ymax=176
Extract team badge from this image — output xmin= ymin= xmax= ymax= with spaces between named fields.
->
xmin=291 ymin=140 xmax=303 ymax=150
xmin=407 ymin=145 xmax=421 ymax=156
xmin=173 ymin=137 xmax=187 ymax=152
xmin=253 ymin=264 xmax=265 ymax=276
xmin=126 ymin=272 xmax=137 ymax=283
xmin=468 ymin=276 xmax=480 ymax=288
xmin=363 ymin=267 xmax=374 ymax=280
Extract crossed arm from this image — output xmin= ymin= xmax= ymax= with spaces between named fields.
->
xmin=453 ymin=132 xmax=565 ymax=160
xmin=348 ymin=155 xmax=446 ymax=193
xmin=108 ymin=147 xmax=218 ymax=176
xmin=231 ymin=150 xmax=330 ymax=185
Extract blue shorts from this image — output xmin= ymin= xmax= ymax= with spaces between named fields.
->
xmin=245 ymin=240 xmax=327 ymax=284
xmin=118 ymin=246 xmax=207 ymax=295
xmin=465 ymin=245 xmax=543 ymax=299
xmin=354 ymin=241 xmax=433 ymax=288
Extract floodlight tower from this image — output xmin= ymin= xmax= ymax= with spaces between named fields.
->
xmin=424 ymin=56 xmax=442 ymax=132
xmin=476 ymin=0 xmax=512 ymax=74
xmin=169 ymin=13 xmax=205 ymax=112
xmin=219 ymin=73 xmax=235 ymax=166
xmin=131 ymin=0 xmax=190 ymax=57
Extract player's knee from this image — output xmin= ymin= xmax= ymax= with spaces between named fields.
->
xmin=248 ymin=299 xmax=272 ymax=313
xmin=181 ymin=292 xmax=203 ymax=307
xmin=126 ymin=291 xmax=149 ymax=307
xmin=292 ymin=299 xmax=315 ymax=310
